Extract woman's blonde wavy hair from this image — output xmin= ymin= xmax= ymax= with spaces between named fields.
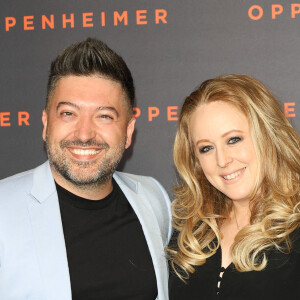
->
xmin=168 ymin=74 xmax=300 ymax=279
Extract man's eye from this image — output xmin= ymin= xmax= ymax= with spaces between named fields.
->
xmin=61 ymin=112 xmax=73 ymax=117
xmin=100 ymin=115 xmax=113 ymax=119
xmin=228 ymin=136 xmax=242 ymax=144
xmin=199 ymin=145 xmax=213 ymax=153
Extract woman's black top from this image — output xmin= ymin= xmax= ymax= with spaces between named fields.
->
xmin=169 ymin=229 xmax=300 ymax=300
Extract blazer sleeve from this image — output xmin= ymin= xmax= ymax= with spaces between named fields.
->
xmin=147 ymin=176 xmax=173 ymax=247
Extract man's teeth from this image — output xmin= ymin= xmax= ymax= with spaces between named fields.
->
xmin=70 ymin=149 xmax=100 ymax=155
xmin=223 ymin=168 xmax=245 ymax=180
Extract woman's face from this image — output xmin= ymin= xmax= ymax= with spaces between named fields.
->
xmin=189 ymin=101 xmax=259 ymax=203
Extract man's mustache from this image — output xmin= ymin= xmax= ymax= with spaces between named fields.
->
xmin=59 ymin=139 xmax=109 ymax=150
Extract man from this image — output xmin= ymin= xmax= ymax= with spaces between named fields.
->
xmin=0 ymin=38 xmax=171 ymax=300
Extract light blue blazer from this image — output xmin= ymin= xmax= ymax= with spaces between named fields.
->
xmin=0 ymin=161 xmax=172 ymax=300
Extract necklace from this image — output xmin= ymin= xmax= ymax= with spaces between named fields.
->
xmin=233 ymin=207 xmax=243 ymax=230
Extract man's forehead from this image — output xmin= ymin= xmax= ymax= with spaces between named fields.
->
xmin=55 ymin=74 xmax=122 ymax=89
xmin=48 ymin=75 xmax=131 ymax=115
xmin=51 ymin=75 xmax=124 ymax=101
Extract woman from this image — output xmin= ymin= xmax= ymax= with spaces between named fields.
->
xmin=168 ymin=74 xmax=300 ymax=299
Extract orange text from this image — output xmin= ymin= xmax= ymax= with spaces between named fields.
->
xmin=4 ymin=9 xmax=167 ymax=31
xmin=0 ymin=111 xmax=30 ymax=127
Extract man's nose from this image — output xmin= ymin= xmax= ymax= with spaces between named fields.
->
xmin=74 ymin=116 xmax=96 ymax=142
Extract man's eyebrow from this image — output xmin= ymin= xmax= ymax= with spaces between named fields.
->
xmin=55 ymin=102 xmax=120 ymax=118
xmin=96 ymin=106 xmax=119 ymax=117
xmin=56 ymin=101 xmax=80 ymax=111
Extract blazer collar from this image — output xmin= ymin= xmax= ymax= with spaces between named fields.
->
xmin=113 ymin=171 xmax=138 ymax=193
xmin=27 ymin=161 xmax=72 ymax=299
xmin=31 ymin=161 xmax=56 ymax=203
xmin=113 ymin=171 xmax=168 ymax=299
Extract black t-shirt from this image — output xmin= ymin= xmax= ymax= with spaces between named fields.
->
xmin=169 ymin=229 xmax=300 ymax=300
xmin=56 ymin=179 xmax=157 ymax=300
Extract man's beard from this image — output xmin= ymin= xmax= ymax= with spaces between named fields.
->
xmin=45 ymin=136 xmax=126 ymax=188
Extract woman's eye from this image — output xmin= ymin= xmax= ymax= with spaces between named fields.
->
xmin=228 ymin=136 xmax=242 ymax=144
xmin=199 ymin=145 xmax=213 ymax=153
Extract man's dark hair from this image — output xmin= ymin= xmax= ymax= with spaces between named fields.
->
xmin=46 ymin=37 xmax=135 ymax=112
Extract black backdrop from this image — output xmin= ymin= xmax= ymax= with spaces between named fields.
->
xmin=1 ymin=0 xmax=299 ymax=194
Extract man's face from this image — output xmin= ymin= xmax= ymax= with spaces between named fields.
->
xmin=42 ymin=75 xmax=135 ymax=187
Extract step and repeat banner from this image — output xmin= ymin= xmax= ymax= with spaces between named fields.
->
xmin=0 ymin=0 xmax=299 ymax=194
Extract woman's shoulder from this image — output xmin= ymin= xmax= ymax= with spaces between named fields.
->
xmin=291 ymin=225 xmax=300 ymax=252
xmin=265 ymin=226 xmax=300 ymax=269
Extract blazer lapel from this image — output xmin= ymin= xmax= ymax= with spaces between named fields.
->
xmin=27 ymin=162 xmax=72 ymax=300
xmin=113 ymin=172 xmax=168 ymax=299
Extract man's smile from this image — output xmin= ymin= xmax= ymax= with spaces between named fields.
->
xmin=66 ymin=147 xmax=104 ymax=161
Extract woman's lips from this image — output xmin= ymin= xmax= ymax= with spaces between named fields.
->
xmin=221 ymin=167 xmax=246 ymax=182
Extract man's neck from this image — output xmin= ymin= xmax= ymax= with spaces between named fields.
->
xmin=51 ymin=168 xmax=113 ymax=200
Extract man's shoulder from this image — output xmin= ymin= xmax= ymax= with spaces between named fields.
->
xmin=0 ymin=168 xmax=34 ymax=192
xmin=114 ymin=170 xmax=171 ymax=219
xmin=0 ymin=161 xmax=50 ymax=194
xmin=115 ymin=171 xmax=172 ymax=243
xmin=114 ymin=171 xmax=157 ymax=184
xmin=0 ymin=168 xmax=34 ymax=185
xmin=114 ymin=171 xmax=168 ymax=197
xmin=0 ymin=167 xmax=37 ymax=218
